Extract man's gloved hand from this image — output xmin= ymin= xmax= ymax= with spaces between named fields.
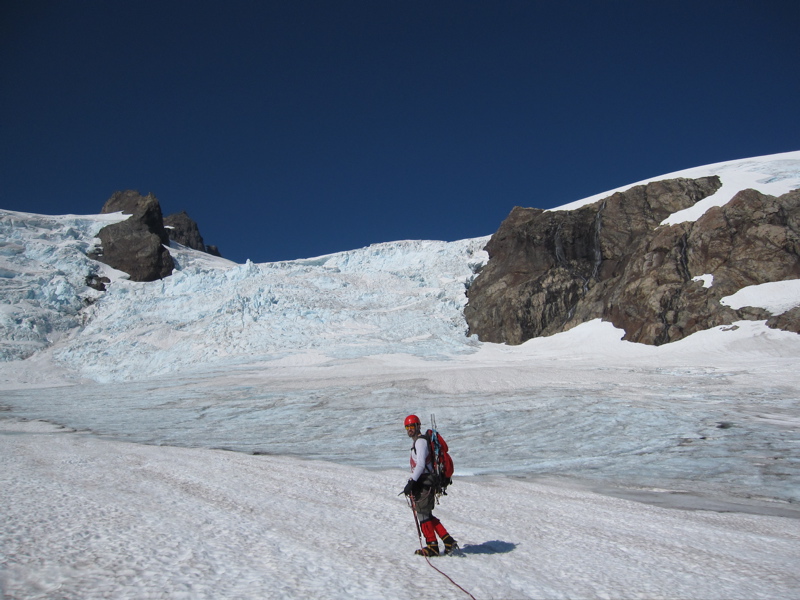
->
xmin=403 ymin=478 xmax=421 ymax=497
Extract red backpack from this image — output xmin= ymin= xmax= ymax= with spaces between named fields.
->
xmin=423 ymin=428 xmax=455 ymax=485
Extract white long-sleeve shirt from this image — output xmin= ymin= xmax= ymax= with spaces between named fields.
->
xmin=410 ymin=436 xmax=432 ymax=482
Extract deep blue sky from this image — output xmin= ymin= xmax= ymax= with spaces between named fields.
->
xmin=2 ymin=1 xmax=798 ymax=264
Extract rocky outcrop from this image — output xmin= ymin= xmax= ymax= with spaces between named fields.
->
xmin=88 ymin=192 xmax=223 ymax=281
xmin=464 ymin=178 xmax=800 ymax=345
xmin=89 ymin=190 xmax=174 ymax=282
xmin=164 ymin=210 xmax=205 ymax=251
xmin=164 ymin=211 xmax=222 ymax=257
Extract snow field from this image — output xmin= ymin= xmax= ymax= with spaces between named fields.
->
xmin=2 ymin=419 xmax=798 ymax=600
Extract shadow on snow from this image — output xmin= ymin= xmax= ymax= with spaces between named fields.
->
xmin=456 ymin=540 xmax=517 ymax=555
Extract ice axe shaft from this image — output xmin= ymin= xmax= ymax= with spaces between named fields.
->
xmin=409 ymin=495 xmax=422 ymax=540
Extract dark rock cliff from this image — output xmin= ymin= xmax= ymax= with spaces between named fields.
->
xmin=164 ymin=210 xmax=205 ymax=251
xmin=89 ymin=190 xmax=175 ymax=282
xmin=464 ymin=178 xmax=800 ymax=345
xmin=88 ymin=191 xmax=221 ymax=282
xmin=163 ymin=210 xmax=222 ymax=256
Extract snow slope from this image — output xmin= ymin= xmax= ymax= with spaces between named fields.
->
xmin=3 ymin=419 xmax=798 ymax=600
xmin=2 ymin=151 xmax=800 ymax=599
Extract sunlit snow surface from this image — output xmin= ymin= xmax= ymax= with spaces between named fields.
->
xmin=3 ymin=419 xmax=798 ymax=600
xmin=2 ymin=151 xmax=800 ymax=599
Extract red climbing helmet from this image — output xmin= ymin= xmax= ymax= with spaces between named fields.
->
xmin=404 ymin=414 xmax=421 ymax=428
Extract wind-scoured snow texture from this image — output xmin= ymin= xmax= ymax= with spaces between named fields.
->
xmin=0 ymin=210 xmax=127 ymax=362
xmin=51 ymin=238 xmax=488 ymax=382
xmin=2 ymin=419 xmax=798 ymax=600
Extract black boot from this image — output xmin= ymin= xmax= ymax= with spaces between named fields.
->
xmin=415 ymin=540 xmax=440 ymax=557
xmin=442 ymin=534 xmax=459 ymax=555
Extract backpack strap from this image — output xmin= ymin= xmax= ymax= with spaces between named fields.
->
xmin=412 ymin=431 xmax=431 ymax=450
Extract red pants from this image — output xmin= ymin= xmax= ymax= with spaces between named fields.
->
xmin=420 ymin=516 xmax=450 ymax=543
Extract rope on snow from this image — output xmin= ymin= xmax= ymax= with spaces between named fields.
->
xmin=409 ymin=496 xmax=477 ymax=600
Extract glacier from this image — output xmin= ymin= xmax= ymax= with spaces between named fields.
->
xmin=1 ymin=151 xmax=800 ymax=599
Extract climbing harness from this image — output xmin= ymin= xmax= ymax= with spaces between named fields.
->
xmin=408 ymin=495 xmax=477 ymax=600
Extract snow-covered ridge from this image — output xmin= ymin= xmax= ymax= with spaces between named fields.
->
xmin=553 ymin=150 xmax=800 ymax=224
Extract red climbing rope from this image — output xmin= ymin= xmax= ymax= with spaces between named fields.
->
xmin=409 ymin=496 xmax=477 ymax=600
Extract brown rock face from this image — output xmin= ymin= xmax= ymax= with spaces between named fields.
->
xmin=89 ymin=190 xmax=174 ymax=282
xmin=465 ymin=178 xmax=800 ymax=345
